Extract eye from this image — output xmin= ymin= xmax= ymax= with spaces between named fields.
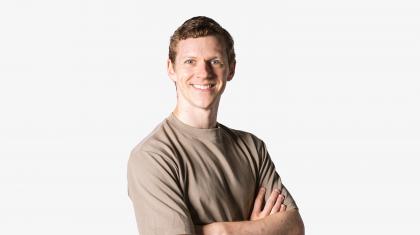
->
xmin=184 ymin=59 xmax=195 ymax=64
xmin=211 ymin=59 xmax=223 ymax=65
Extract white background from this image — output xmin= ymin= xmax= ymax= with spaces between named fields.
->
xmin=1 ymin=0 xmax=419 ymax=234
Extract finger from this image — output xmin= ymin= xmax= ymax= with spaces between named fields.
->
xmin=251 ymin=187 xmax=266 ymax=216
xmin=280 ymin=204 xmax=287 ymax=212
xmin=269 ymin=194 xmax=284 ymax=215
xmin=262 ymin=189 xmax=280 ymax=215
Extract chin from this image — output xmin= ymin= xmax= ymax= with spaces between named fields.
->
xmin=192 ymin=101 xmax=215 ymax=110
xmin=194 ymin=104 xmax=213 ymax=110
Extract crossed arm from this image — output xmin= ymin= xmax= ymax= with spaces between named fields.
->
xmin=129 ymin=150 xmax=304 ymax=235
xmin=192 ymin=187 xmax=305 ymax=235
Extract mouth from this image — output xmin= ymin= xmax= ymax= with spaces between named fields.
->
xmin=190 ymin=84 xmax=216 ymax=90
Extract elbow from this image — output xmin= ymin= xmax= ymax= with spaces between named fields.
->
xmin=292 ymin=213 xmax=305 ymax=235
xmin=296 ymin=223 xmax=305 ymax=235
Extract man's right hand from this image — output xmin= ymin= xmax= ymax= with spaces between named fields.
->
xmin=195 ymin=187 xmax=299 ymax=235
xmin=250 ymin=187 xmax=286 ymax=221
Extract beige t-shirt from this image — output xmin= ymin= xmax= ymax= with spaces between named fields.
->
xmin=128 ymin=113 xmax=297 ymax=235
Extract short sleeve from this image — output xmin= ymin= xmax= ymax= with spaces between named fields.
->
xmin=257 ymin=141 xmax=298 ymax=210
xmin=127 ymin=149 xmax=194 ymax=235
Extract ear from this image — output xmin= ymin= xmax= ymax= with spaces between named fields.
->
xmin=227 ymin=61 xmax=236 ymax=81
xmin=167 ymin=59 xmax=177 ymax=82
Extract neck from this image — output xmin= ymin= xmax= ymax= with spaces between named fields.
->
xmin=172 ymin=102 xmax=220 ymax=129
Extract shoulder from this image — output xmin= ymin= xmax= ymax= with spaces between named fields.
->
xmin=128 ymin=118 xmax=180 ymax=167
xmin=219 ymin=123 xmax=266 ymax=150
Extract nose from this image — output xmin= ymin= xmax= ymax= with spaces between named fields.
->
xmin=195 ymin=61 xmax=214 ymax=79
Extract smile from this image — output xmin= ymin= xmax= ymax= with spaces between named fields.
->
xmin=191 ymin=84 xmax=215 ymax=90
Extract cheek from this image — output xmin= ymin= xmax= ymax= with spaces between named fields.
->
xmin=180 ymin=70 xmax=194 ymax=81
xmin=216 ymin=69 xmax=228 ymax=78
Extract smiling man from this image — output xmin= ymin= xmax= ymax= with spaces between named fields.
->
xmin=128 ymin=16 xmax=304 ymax=235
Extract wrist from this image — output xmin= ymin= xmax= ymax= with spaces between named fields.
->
xmin=219 ymin=220 xmax=253 ymax=235
xmin=199 ymin=222 xmax=229 ymax=235
xmin=216 ymin=222 xmax=229 ymax=235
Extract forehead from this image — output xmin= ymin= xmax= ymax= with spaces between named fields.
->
xmin=175 ymin=36 xmax=226 ymax=58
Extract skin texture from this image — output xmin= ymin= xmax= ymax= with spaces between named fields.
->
xmin=250 ymin=187 xmax=287 ymax=220
xmin=168 ymin=36 xmax=304 ymax=235
xmin=219 ymin=209 xmax=304 ymax=235
xmin=167 ymin=36 xmax=235 ymax=129
xmin=194 ymin=187 xmax=304 ymax=235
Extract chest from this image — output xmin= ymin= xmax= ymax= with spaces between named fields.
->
xmin=178 ymin=139 xmax=258 ymax=223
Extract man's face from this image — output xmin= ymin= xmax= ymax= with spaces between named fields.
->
xmin=168 ymin=36 xmax=235 ymax=111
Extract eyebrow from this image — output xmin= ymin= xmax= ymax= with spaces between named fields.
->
xmin=180 ymin=56 xmax=223 ymax=60
xmin=181 ymin=56 xmax=197 ymax=59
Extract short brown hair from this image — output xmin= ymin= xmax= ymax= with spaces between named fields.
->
xmin=169 ymin=16 xmax=236 ymax=66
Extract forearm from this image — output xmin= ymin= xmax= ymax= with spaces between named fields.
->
xmin=197 ymin=209 xmax=304 ymax=235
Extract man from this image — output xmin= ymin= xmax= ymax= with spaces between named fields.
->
xmin=128 ymin=16 xmax=304 ymax=235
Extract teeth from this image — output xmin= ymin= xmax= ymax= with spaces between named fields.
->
xmin=192 ymin=84 xmax=214 ymax=90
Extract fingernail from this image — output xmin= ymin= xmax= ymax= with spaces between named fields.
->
xmin=260 ymin=187 xmax=266 ymax=192
xmin=275 ymin=189 xmax=281 ymax=193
